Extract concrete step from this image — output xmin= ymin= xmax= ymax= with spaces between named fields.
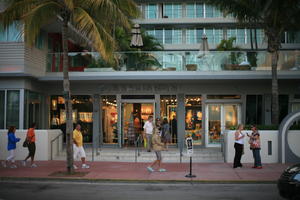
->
xmin=53 ymin=148 xmax=224 ymax=163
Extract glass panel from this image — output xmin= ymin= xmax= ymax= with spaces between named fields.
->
xmin=186 ymin=4 xmax=195 ymax=18
xmin=292 ymin=103 xmax=300 ymax=112
xmin=164 ymin=4 xmax=172 ymax=18
xmin=160 ymin=95 xmax=177 ymax=143
xmin=246 ymin=95 xmax=263 ymax=125
xmin=24 ymin=90 xmax=42 ymax=129
xmin=50 ymin=95 xmax=92 ymax=143
xmin=206 ymin=29 xmax=214 ymax=44
xmin=214 ymin=29 xmax=223 ymax=44
xmin=186 ymin=29 xmax=196 ymax=44
xmin=173 ymin=29 xmax=182 ymax=44
xmin=196 ymin=3 xmax=204 ymax=18
xmin=147 ymin=4 xmax=157 ymax=19
xmin=196 ymin=28 xmax=204 ymax=43
xmin=185 ymin=95 xmax=202 ymax=145
xmin=237 ymin=29 xmax=245 ymax=44
xmin=0 ymin=91 xmax=4 ymax=129
xmin=154 ymin=29 xmax=163 ymax=44
xmin=165 ymin=29 xmax=172 ymax=44
xmin=122 ymin=103 xmax=153 ymax=147
xmin=208 ymin=105 xmax=221 ymax=144
xmin=224 ymin=105 xmax=238 ymax=129
xmin=6 ymin=90 xmax=20 ymax=128
xmin=287 ymin=31 xmax=300 ymax=43
xmin=102 ymin=95 xmax=118 ymax=144
xmin=205 ymin=5 xmax=213 ymax=18
xmin=173 ymin=4 xmax=182 ymax=18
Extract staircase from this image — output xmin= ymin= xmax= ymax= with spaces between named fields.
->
xmin=54 ymin=147 xmax=224 ymax=163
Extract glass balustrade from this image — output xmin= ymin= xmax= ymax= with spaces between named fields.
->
xmin=46 ymin=50 xmax=300 ymax=72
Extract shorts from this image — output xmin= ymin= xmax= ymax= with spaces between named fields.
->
xmin=28 ymin=142 xmax=36 ymax=157
xmin=73 ymin=144 xmax=86 ymax=160
xmin=155 ymin=151 xmax=162 ymax=161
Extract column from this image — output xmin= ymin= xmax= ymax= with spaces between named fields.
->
xmin=155 ymin=94 xmax=160 ymax=119
xmin=116 ymin=94 xmax=122 ymax=148
xmin=19 ymin=89 xmax=24 ymax=129
xmin=92 ymin=94 xmax=100 ymax=150
xmin=177 ymin=93 xmax=185 ymax=153
xmin=202 ymin=94 xmax=207 ymax=147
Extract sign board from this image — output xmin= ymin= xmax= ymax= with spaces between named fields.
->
xmin=186 ymin=137 xmax=193 ymax=157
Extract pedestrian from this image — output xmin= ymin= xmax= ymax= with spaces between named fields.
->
xmin=233 ymin=124 xmax=245 ymax=168
xmin=22 ymin=123 xmax=37 ymax=168
xmin=2 ymin=126 xmax=20 ymax=168
xmin=161 ymin=118 xmax=171 ymax=150
xmin=143 ymin=116 xmax=154 ymax=152
xmin=248 ymin=125 xmax=262 ymax=169
xmin=146 ymin=123 xmax=166 ymax=173
xmin=73 ymin=124 xmax=90 ymax=169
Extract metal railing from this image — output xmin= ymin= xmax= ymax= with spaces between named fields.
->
xmin=50 ymin=132 xmax=63 ymax=160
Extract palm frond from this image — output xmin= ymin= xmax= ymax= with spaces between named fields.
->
xmin=23 ymin=1 xmax=61 ymax=46
xmin=73 ymin=6 xmax=114 ymax=61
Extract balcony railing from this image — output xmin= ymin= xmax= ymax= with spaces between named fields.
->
xmin=47 ymin=51 xmax=300 ymax=72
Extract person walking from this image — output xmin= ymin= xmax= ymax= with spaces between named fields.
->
xmin=143 ymin=116 xmax=154 ymax=152
xmin=233 ymin=124 xmax=245 ymax=168
xmin=2 ymin=126 xmax=20 ymax=168
xmin=23 ymin=123 xmax=37 ymax=168
xmin=161 ymin=118 xmax=171 ymax=150
xmin=248 ymin=125 xmax=262 ymax=169
xmin=73 ymin=124 xmax=90 ymax=169
xmin=146 ymin=123 xmax=166 ymax=173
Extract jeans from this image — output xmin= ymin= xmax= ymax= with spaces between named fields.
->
xmin=146 ymin=134 xmax=152 ymax=151
xmin=252 ymin=149 xmax=262 ymax=167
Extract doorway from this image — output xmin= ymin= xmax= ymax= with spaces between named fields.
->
xmin=121 ymin=102 xmax=154 ymax=147
xmin=205 ymin=104 xmax=241 ymax=147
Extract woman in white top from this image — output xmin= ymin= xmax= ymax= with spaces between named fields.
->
xmin=233 ymin=124 xmax=245 ymax=168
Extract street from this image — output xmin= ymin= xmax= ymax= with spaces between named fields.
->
xmin=0 ymin=181 xmax=284 ymax=200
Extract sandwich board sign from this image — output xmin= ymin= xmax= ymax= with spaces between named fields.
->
xmin=186 ymin=137 xmax=193 ymax=157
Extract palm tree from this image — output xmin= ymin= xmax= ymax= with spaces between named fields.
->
xmin=205 ymin=0 xmax=300 ymax=125
xmin=1 ymin=0 xmax=139 ymax=173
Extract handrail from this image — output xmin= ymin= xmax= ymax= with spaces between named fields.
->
xmin=50 ymin=132 xmax=63 ymax=160
xmin=134 ymin=134 xmax=142 ymax=162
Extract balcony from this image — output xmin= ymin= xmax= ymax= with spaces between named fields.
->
xmin=47 ymin=51 xmax=300 ymax=73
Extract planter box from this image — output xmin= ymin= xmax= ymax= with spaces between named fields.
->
xmin=84 ymin=68 xmax=115 ymax=72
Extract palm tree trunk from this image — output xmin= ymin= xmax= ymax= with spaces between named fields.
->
xmin=254 ymin=28 xmax=258 ymax=50
xmin=271 ymin=50 xmax=279 ymax=125
xmin=250 ymin=28 xmax=253 ymax=50
xmin=62 ymin=14 xmax=74 ymax=174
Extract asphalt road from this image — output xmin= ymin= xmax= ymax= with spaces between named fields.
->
xmin=0 ymin=181 xmax=285 ymax=200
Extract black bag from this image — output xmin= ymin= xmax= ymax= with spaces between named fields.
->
xmin=23 ymin=139 xmax=28 ymax=147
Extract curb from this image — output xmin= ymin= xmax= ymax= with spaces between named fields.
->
xmin=0 ymin=176 xmax=277 ymax=184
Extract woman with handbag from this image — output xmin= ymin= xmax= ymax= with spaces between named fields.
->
xmin=249 ymin=125 xmax=262 ymax=169
xmin=22 ymin=123 xmax=37 ymax=168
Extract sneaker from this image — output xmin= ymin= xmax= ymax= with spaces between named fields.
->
xmin=159 ymin=168 xmax=166 ymax=172
xmin=31 ymin=163 xmax=37 ymax=168
xmin=21 ymin=160 xmax=27 ymax=167
xmin=82 ymin=164 xmax=90 ymax=169
xmin=147 ymin=166 xmax=154 ymax=172
xmin=2 ymin=161 xmax=7 ymax=168
xmin=73 ymin=165 xmax=78 ymax=170
xmin=10 ymin=164 xmax=17 ymax=169
xmin=252 ymin=166 xmax=257 ymax=168
xmin=256 ymin=166 xmax=262 ymax=169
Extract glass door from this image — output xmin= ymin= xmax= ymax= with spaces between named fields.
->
xmin=206 ymin=104 xmax=240 ymax=147
xmin=121 ymin=102 xmax=154 ymax=147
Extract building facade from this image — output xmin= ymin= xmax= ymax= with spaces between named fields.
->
xmin=1 ymin=0 xmax=300 ymax=152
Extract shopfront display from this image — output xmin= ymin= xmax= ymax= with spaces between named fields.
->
xmin=185 ymin=95 xmax=202 ymax=145
xmin=102 ymin=95 xmax=118 ymax=144
xmin=160 ymin=95 xmax=177 ymax=143
xmin=50 ymin=95 xmax=93 ymax=143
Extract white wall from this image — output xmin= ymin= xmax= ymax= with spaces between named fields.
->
xmin=224 ymin=130 xmax=279 ymax=164
xmin=0 ymin=129 xmax=62 ymax=161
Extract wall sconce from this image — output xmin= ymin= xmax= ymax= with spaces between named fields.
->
xmin=52 ymin=99 xmax=57 ymax=110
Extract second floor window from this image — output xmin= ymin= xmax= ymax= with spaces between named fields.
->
xmin=163 ymin=3 xmax=182 ymax=18
xmin=186 ymin=3 xmax=204 ymax=18
xmin=146 ymin=4 xmax=158 ymax=19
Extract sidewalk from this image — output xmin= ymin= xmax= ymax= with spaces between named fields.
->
xmin=0 ymin=161 xmax=290 ymax=183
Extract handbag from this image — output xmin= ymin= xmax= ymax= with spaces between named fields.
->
xmin=23 ymin=139 xmax=28 ymax=147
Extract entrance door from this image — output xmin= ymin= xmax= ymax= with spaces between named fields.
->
xmin=206 ymin=104 xmax=240 ymax=147
xmin=121 ymin=102 xmax=154 ymax=147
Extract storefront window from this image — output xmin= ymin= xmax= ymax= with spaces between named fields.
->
xmin=50 ymin=95 xmax=93 ymax=143
xmin=24 ymin=90 xmax=42 ymax=129
xmin=160 ymin=95 xmax=177 ymax=143
xmin=102 ymin=95 xmax=118 ymax=144
xmin=0 ymin=91 xmax=4 ymax=129
xmin=6 ymin=90 xmax=20 ymax=128
xmin=185 ymin=95 xmax=202 ymax=145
